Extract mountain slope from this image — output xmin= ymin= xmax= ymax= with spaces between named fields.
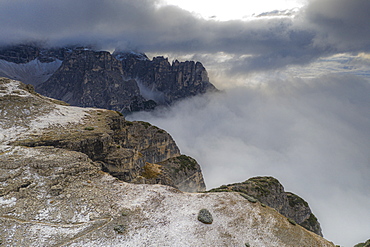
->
xmin=0 ymin=77 xmax=205 ymax=192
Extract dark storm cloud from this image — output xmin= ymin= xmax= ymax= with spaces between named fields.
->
xmin=304 ymin=0 xmax=370 ymax=52
xmin=1 ymin=0 xmax=369 ymax=72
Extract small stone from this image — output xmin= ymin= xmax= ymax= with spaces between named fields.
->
xmin=197 ymin=208 xmax=213 ymax=224
xmin=114 ymin=225 xmax=125 ymax=233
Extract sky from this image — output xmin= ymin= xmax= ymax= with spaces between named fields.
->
xmin=0 ymin=0 xmax=370 ymax=246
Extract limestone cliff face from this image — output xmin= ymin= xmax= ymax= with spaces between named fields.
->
xmin=35 ymin=48 xmax=154 ymax=113
xmin=0 ymin=44 xmax=217 ymax=113
xmin=0 ymin=44 xmax=69 ymax=63
xmin=115 ymin=51 xmax=217 ymax=104
xmin=0 ymin=77 xmax=205 ymax=192
xmin=208 ymin=176 xmax=323 ymax=236
xmin=0 ymin=146 xmax=335 ymax=246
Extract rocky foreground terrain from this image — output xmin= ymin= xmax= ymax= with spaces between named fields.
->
xmin=0 ymin=77 xmax=337 ymax=246
xmin=208 ymin=177 xmax=323 ymax=236
xmin=0 ymin=44 xmax=216 ymax=113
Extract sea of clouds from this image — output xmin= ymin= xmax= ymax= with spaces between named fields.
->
xmin=129 ymin=71 xmax=370 ymax=246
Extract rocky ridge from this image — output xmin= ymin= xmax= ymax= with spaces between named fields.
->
xmin=0 ymin=44 xmax=217 ymax=113
xmin=0 ymin=77 xmax=205 ymax=193
xmin=208 ymin=177 xmax=323 ymax=236
xmin=0 ymin=78 xmax=335 ymax=246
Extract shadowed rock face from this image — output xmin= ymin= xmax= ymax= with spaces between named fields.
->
xmin=0 ymin=44 xmax=217 ymax=113
xmin=0 ymin=77 xmax=205 ymax=192
xmin=207 ymin=176 xmax=323 ymax=236
xmin=115 ymin=52 xmax=217 ymax=104
xmin=36 ymin=49 xmax=152 ymax=113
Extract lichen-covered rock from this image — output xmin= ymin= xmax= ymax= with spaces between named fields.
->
xmin=197 ymin=209 xmax=213 ymax=224
xmin=158 ymin=155 xmax=206 ymax=192
xmin=207 ymin=176 xmax=323 ymax=236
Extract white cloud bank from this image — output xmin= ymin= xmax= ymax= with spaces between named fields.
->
xmin=129 ymin=73 xmax=370 ymax=246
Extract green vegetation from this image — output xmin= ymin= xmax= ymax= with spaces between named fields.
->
xmin=239 ymin=193 xmax=258 ymax=203
xmin=84 ymin=127 xmax=95 ymax=131
xmin=137 ymin=121 xmax=151 ymax=129
xmin=287 ymin=218 xmax=297 ymax=226
xmin=205 ymin=188 xmax=230 ymax=193
xmin=287 ymin=192 xmax=309 ymax=208
xmin=115 ymin=110 xmax=123 ymax=116
xmin=176 ymin=155 xmax=197 ymax=170
xmin=353 ymin=239 xmax=370 ymax=247
xmin=125 ymin=121 xmax=134 ymax=126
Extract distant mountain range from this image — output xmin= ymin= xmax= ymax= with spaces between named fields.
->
xmin=0 ymin=44 xmax=217 ymax=113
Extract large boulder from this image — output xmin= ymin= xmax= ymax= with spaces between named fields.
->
xmin=207 ymin=176 xmax=323 ymax=236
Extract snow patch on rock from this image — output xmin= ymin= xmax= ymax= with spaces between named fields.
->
xmin=0 ymin=59 xmax=62 ymax=86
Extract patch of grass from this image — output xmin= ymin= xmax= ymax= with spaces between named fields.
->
xmin=115 ymin=111 xmax=123 ymax=116
xmin=288 ymin=218 xmax=297 ymax=225
xmin=125 ymin=121 xmax=134 ymax=126
xmin=287 ymin=192 xmax=309 ymax=208
xmin=239 ymin=193 xmax=258 ymax=203
xmin=141 ymin=162 xmax=162 ymax=179
xmin=206 ymin=188 xmax=230 ymax=193
xmin=137 ymin=121 xmax=151 ymax=129
xmin=84 ymin=127 xmax=95 ymax=131
xmin=176 ymin=155 xmax=197 ymax=170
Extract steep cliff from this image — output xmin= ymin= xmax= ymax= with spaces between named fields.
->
xmin=0 ymin=44 xmax=217 ymax=113
xmin=114 ymin=51 xmax=217 ymax=104
xmin=207 ymin=176 xmax=323 ymax=236
xmin=35 ymin=48 xmax=154 ymax=113
xmin=0 ymin=77 xmax=205 ymax=192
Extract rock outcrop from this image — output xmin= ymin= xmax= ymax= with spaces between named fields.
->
xmin=354 ymin=239 xmax=370 ymax=247
xmin=0 ymin=44 xmax=217 ymax=113
xmin=0 ymin=77 xmax=205 ymax=192
xmin=0 ymin=145 xmax=335 ymax=246
xmin=207 ymin=176 xmax=323 ymax=236
xmin=114 ymin=51 xmax=217 ymax=104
